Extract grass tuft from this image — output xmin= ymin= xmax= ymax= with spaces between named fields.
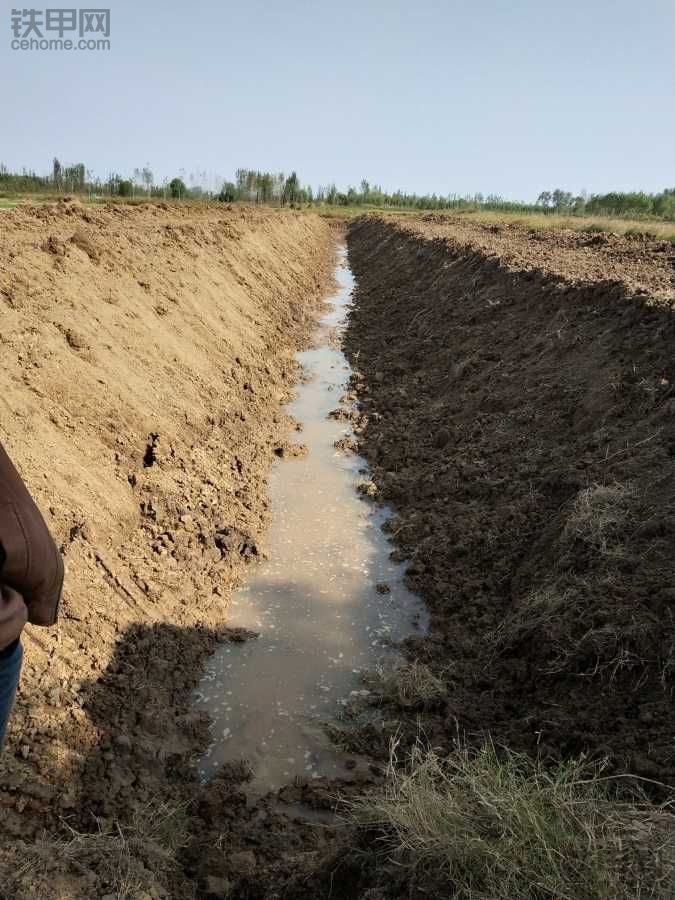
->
xmin=365 ymin=660 xmax=447 ymax=709
xmin=489 ymin=586 xmax=571 ymax=653
xmin=565 ymin=482 xmax=637 ymax=557
xmin=6 ymin=797 xmax=192 ymax=898
xmin=346 ymin=740 xmax=675 ymax=899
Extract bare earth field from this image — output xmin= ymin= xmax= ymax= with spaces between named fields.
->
xmin=0 ymin=205 xmax=674 ymax=899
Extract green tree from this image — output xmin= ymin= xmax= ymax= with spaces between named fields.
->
xmin=52 ymin=157 xmax=62 ymax=190
xmin=218 ymin=182 xmax=237 ymax=202
xmin=169 ymin=177 xmax=187 ymax=199
xmin=142 ymin=166 xmax=153 ymax=196
xmin=282 ymin=171 xmax=300 ymax=205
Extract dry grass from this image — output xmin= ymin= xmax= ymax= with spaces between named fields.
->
xmin=346 ymin=740 xmax=675 ymax=899
xmin=489 ymin=584 xmax=656 ymax=682
xmin=489 ymin=483 xmax=653 ymax=676
xmin=565 ymin=482 xmax=637 ymax=557
xmin=489 ymin=586 xmax=571 ymax=654
xmin=5 ymin=798 xmax=192 ymax=899
xmin=442 ymin=208 xmax=675 ymax=241
xmin=543 ymin=621 xmax=656 ymax=685
xmin=366 ymin=660 xmax=447 ymax=710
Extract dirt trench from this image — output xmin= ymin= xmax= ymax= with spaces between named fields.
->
xmin=342 ymin=214 xmax=675 ymax=785
xmin=1 ymin=205 xmax=674 ymax=900
xmin=0 ymin=201 xmax=340 ymax=897
xmin=182 ymin=216 xmax=675 ymax=900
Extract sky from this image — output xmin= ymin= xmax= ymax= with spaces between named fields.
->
xmin=1 ymin=0 xmax=673 ymax=200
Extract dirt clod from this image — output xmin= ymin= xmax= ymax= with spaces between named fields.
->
xmin=69 ymin=228 xmax=100 ymax=262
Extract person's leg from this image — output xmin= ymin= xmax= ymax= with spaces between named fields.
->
xmin=0 ymin=640 xmax=23 ymax=748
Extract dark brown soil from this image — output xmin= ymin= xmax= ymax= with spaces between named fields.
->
xmin=343 ymin=214 xmax=675 ymax=785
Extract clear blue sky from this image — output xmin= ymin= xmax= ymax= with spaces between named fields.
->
xmin=2 ymin=0 xmax=673 ymax=200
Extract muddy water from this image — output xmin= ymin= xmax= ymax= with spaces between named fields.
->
xmin=195 ymin=249 xmax=427 ymax=793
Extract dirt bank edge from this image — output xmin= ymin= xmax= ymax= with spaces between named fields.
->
xmin=0 ymin=202 xmax=337 ymax=896
xmin=344 ymin=214 xmax=675 ymax=785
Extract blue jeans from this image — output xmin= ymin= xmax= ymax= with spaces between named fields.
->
xmin=0 ymin=640 xmax=22 ymax=748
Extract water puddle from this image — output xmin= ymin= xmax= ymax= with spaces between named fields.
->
xmin=195 ymin=248 xmax=427 ymax=793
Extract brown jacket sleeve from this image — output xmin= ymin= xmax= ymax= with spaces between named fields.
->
xmin=0 ymin=441 xmax=63 ymax=626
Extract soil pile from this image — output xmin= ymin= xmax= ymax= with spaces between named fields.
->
xmin=344 ymin=214 xmax=674 ymax=785
xmin=0 ymin=201 xmax=335 ymax=897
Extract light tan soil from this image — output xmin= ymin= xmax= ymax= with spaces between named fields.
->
xmin=0 ymin=200 xmax=336 ymax=897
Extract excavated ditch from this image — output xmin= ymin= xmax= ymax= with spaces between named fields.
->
xmin=195 ymin=247 xmax=427 ymax=794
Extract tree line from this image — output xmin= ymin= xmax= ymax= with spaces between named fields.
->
xmin=0 ymin=160 xmax=306 ymax=204
xmin=0 ymin=159 xmax=200 ymax=200
xmin=535 ymin=187 xmax=675 ymax=219
xmin=219 ymin=169 xmax=305 ymax=205
xmin=1 ymin=159 xmax=673 ymax=221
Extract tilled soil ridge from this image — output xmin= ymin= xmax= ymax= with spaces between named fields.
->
xmin=0 ymin=201 xmax=336 ymax=896
xmin=344 ymin=214 xmax=675 ymax=786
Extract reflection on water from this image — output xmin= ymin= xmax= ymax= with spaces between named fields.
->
xmin=195 ymin=248 xmax=427 ymax=793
